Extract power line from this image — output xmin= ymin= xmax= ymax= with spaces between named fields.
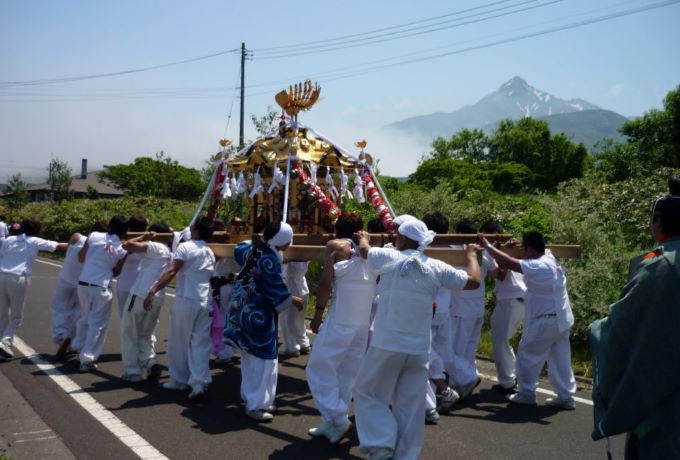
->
xmin=253 ymin=0 xmax=517 ymax=52
xmin=0 ymin=48 xmax=240 ymax=88
xmin=254 ymin=0 xmax=560 ymax=59
xmin=245 ymin=0 xmax=680 ymax=96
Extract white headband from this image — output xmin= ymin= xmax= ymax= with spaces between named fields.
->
xmin=267 ymin=222 xmax=293 ymax=252
xmin=398 ymin=219 xmax=435 ymax=251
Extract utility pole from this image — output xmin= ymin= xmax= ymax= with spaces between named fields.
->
xmin=239 ymin=42 xmax=246 ymax=149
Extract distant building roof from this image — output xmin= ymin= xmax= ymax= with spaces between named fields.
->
xmin=25 ymin=171 xmax=123 ymax=197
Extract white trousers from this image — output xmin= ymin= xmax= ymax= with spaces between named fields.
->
xmin=74 ymin=285 xmax=113 ymax=364
xmin=354 ymin=347 xmax=428 ymax=460
xmin=216 ymin=283 xmax=237 ymax=359
xmin=306 ymin=320 xmax=369 ymax=426
xmin=516 ymin=316 xmax=576 ymax=399
xmin=490 ymin=298 xmax=525 ymax=387
xmin=50 ymin=279 xmax=81 ymax=344
xmin=240 ymin=350 xmax=277 ymax=411
xmin=425 ymin=380 xmax=437 ymax=411
xmin=116 ymin=288 xmax=130 ymax=320
xmin=447 ymin=316 xmax=483 ymax=391
xmin=429 ymin=320 xmax=450 ymax=381
xmin=167 ymin=296 xmax=212 ymax=390
xmin=0 ymin=273 xmax=29 ymax=346
xmin=121 ymin=293 xmax=162 ymax=377
xmin=278 ymin=294 xmax=309 ymax=352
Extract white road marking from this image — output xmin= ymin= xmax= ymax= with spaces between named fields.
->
xmin=11 ymin=429 xmax=52 ymax=435
xmin=12 ymin=337 xmax=169 ymax=460
xmin=14 ymin=436 xmax=58 ymax=443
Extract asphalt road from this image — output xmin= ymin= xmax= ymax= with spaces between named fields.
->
xmin=0 ymin=258 xmax=625 ymax=459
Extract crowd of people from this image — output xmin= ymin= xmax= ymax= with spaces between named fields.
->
xmin=0 ymin=208 xmax=583 ymax=460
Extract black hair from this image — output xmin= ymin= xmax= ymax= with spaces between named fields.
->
xmin=90 ymin=220 xmax=108 ymax=233
xmin=192 ymin=216 xmax=214 ymax=241
xmin=480 ymin=221 xmax=502 ymax=234
xmin=367 ymin=217 xmax=386 ymax=233
xmin=20 ymin=218 xmax=41 ymax=237
xmin=262 ymin=221 xmax=282 ymax=243
xmin=336 ymin=212 xmax=363 ymax=239
xmin=108 ymin=215 xmax=129 ymax=239
xmin=213 ymin=219 xmax=226 ymax=232
xmin=651 ymin=176 xmax=680 ymax=235
xmin=149 ymin=222 xmax=170 ymax=234
xmin=522 ymin=231 xmax=546 ymax=254
xmin=8 ymin=222 xmax=22 ymax=236
xmin=128 ymin=215 xmax=148 ymax=232
xmin=0 ymin=215 xmax=5 ymax=221
xmin=422 ymin=212 xmax=449 ymax=234
xmin=454 ymin=218 xmax=477 ymax=234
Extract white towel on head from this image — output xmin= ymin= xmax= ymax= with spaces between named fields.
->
xmin=398 ymin=219 xmax=435 ymax=251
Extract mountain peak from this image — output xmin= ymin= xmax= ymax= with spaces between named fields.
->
xmin=500 ymin=76 xmax=529 ymax=92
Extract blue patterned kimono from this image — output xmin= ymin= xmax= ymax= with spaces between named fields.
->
xmin=224 ymin=241 xmax=291 ymax=360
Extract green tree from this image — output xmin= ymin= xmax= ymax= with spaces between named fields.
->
xmin=48 ymin=158 xmax=73 ymax=201
xmin=85 ymin=185 xmax=99 ymax=200
xmin=99 ymin=152 xmax=205 ymax=201
xmin=429 ymin=129 xmax=489 ymax=162
xmin=4 ymin=173 xmax=29 ymax=209
xmin=488 ymin=118 xmax=586 ymax=190
xmin=250 ymin=105 xmax=280 ymax=137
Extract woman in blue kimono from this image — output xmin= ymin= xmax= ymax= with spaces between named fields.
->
xmin=225 ymin=221 xmax=303 ymax=422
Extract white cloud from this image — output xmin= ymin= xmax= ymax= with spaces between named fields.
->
xmin=609 ymin=83 xmax=624 ymax=97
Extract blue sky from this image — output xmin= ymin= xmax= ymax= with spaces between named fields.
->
xmin=1 ymin=0 xmax=679 ymax=179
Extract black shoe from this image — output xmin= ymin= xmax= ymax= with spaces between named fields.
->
xmin=491 ymin=382 xmax=518 ymax=395
xmin=56 ymin=337 xmax=71 ymax=359
xmin=147 ymin=364 xmax=162 ymax=381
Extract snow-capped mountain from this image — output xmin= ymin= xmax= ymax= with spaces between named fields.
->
xmin=385 ymin=77 xmax=610 ymax=143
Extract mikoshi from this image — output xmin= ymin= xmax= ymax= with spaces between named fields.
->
xmin=136 ymin=80 xmax=581 ymax=265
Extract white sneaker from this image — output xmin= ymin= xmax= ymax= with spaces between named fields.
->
xmin=163 ymin=380 xmax=188 ymax=391
xmin=326 ymin=420 xmax=352 ymax=444
xmin=436 ymin=387 xmax=460 ymax=413
xmin=245 ymin=409 xmax=274 ymax=422
xmin=369 ymin=447 xmax=394 ymax=460
xmin=546 ymin=396 xmax=576 ymax=410
xmin=425 ymin=408 xmax=440 ymax=424
xmin=507 ymin=391 xmax=537 ymax=406
xmin=79 ymin=362 xmax=97 ymax=372
xmin=308 ymin=422 xmax=332 ymax=438
xmin=121 ymin=373 xmax=143 ymax=382
xmin=189 ymin=386 xmax=206 ymax=401
xmin=0 ymin=342 xmax=14 ymax=359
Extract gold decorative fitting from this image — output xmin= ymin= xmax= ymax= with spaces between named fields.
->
xmin=275 ymin=79 xmax=321 ymax=119
xmin=219 ymin=138 xmax=232 ymax=148
xmin=355 ymin=140 xmax=367 ymax=149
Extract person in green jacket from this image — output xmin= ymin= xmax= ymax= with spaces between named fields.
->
xmin=589 ymin=176 xmax=680 ymax=459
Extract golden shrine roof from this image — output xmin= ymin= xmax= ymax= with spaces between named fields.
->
xmin=225 ymin=121 xmax=371 ymax=172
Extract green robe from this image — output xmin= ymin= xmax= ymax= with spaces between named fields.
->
xmin=589 ymin=237 xmax=680 ymax=459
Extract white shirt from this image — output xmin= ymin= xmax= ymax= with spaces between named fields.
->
xmin=173 ymin=240 xmax=215 ymax=306
xmin=78 ymin=232 xmax=126 ymax=288
xmin=327 ymin=256 xmax=378 ymax=327
xmin=117 ymin=252 xmax=145 ymax=293
xmin=450 ymin=248 xmax=497 ymax=318
xmin=495 ymin=269 xmax=527 ymax=300
xmin=519 ymin=252 xmax=574 ymax=332
xmin=0 ymin=234 xmax=58 ymax=276
xmin=130 ymin=242 xmax=172 ymax=300
xmin=282 ymin=261 xmax=310 ymax=297
xmin=59 ymin=237 xmax=86 ymax=285
xmin=0 ymin=221 xmax=8 ymax=238
xmin=368 ymin=248 xmax=468 ymax=355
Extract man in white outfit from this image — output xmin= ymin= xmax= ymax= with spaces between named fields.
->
xmin=120 ymin=222 xmax=173 ymax=382
xmin=73 ymin=215 xmax=128 ymax=372
xmin=447 ymin=219 xmax=498 ymax=400
xmin=145 ymin=217 xmax=215 ymax=400
xmin=0 ymin=219 xmax=67 ymax=360
xmin=0 ymin=215 xmax=8 ymax=239
xmin=353 ymin=219 xmax=480 ymax=460
xmin=49 ymin=221 xmax=107 ymax=359
xmin=479 ymin=231 xmax=577 ymax=410
xmin=307 ymin=212 xmax=376 ymax=444
xmin=115 ymin=215 xmax=148 ymax=318
xmin=480 ymin=222 xmax=526 ymax=394
xmin=279 ymin=261 xmax=311 ymax=357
